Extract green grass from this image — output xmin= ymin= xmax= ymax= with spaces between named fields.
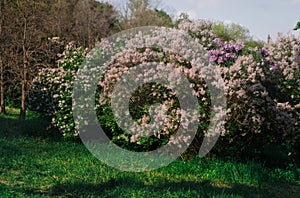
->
xmin=0 ymin=107 xmax=40 ymax=120
xmin=0 ymin=108 xmax=299 ymax=197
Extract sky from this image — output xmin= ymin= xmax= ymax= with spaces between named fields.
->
xmin=102 ymin=0 xmax=300 ymax=41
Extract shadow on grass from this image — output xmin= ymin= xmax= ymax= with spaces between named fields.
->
xmin=2 ymin=173 xmax=300 ymax=198
xmin=0 ymin=116 xmax=61 ymax=140
xmin=51 ymin=180 xmax=266 ymax=197
xmin=8 ymin=177 xmax=273 ymax=197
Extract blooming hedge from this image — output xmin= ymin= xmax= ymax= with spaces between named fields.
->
xmin=29 ymin=20 xmax=299 ymax=159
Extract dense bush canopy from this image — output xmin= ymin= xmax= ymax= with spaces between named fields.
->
xmin=29 ymin=19 xmax=299 ymax=161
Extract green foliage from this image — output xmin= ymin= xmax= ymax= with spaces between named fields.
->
xmin=245 ymin=40 xmax=265 ymax=49
xmin=154 ymin=9 xmax=173 ymax=26
xmin=174 ymin=12 xmax=192 ymax=27
xmin=212 ymin=22 xmax=252 ymax=42
xmin=293 ymin=21 xmax=300 ymax=30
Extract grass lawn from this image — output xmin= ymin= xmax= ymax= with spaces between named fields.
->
xmin=0 ymin=108 xmax=299 ymax=197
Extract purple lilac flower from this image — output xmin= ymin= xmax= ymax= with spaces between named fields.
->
xmin=260 ymin=49 xmax=269 ymax=57
xmin=235 ymin=43 xmax=245 ymax=52
xmin=225 ymin=53 xmax=232 ymax=58
xmin=270 ymin=63 xmax=279 ymax=70
xmin=215 ymin=38 xmax=223 ymax=46
xmin=209 ymin=55 xmax=218 ymax=63
xmin=208 ymin=39 xmax=245 ymax=64
xmin=218 ymin=57 xmax=224 ymax=64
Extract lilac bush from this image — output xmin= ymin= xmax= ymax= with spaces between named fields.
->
xmin=96 ymin=48 xmax=211 ymax=151
xmin=263 ymin=33 xmax=300 ymax=105
xmin=261 ymin=34 xmax=300 ymax=149
xmin=219 ymin=53 xmax=298 ymax=153
xmin=30 ymin=20 xmax=299 ymax=158
xmin=180 ymin=21 xmax=299 ymax=154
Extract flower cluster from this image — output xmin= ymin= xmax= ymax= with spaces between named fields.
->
xmin=208 ymin=38 xmax=245 ymax=66
xmin=178 ymin=20 xmax=216 ymax=50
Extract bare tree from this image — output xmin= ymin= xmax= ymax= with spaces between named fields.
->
xmin=0 ymin=0 xmax=9 ymax=115
xmin=0 ymin=56 xmax=5 ymax=115
xmin=12 ymin=0 xmax=56 ymax=119
xmin=49 ymin=0 xmax=78 ymax=42
xmin=0 ymin=0 xmax=120 ymax=119
xmin=73 ymin=0 xmax=119 ymax=48
xmin=0 ymin=0 xmax=5 ymax=114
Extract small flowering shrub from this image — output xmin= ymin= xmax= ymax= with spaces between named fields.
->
xmin=29 ymin=42 xmax=87 ymax=139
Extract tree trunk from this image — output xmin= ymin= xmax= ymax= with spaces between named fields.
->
xmin=20 ymin=70 xmax=26 ymax=119
xmin=0 ymin=56 xmax=6 ymax=115
xmin=0 ymin=0 xmax=6 ymax=115
xmin=20 ymin=17 xmax=27 ymax=120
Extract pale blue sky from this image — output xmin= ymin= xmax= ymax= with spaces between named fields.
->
xmin=103 ymin=0 xmax=300 ymax=41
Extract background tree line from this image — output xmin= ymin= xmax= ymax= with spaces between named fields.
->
xmin=0 ymin=0 xmax=174 ymax=119
xmin=0 ymin=0 xmax=259 ymax=119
